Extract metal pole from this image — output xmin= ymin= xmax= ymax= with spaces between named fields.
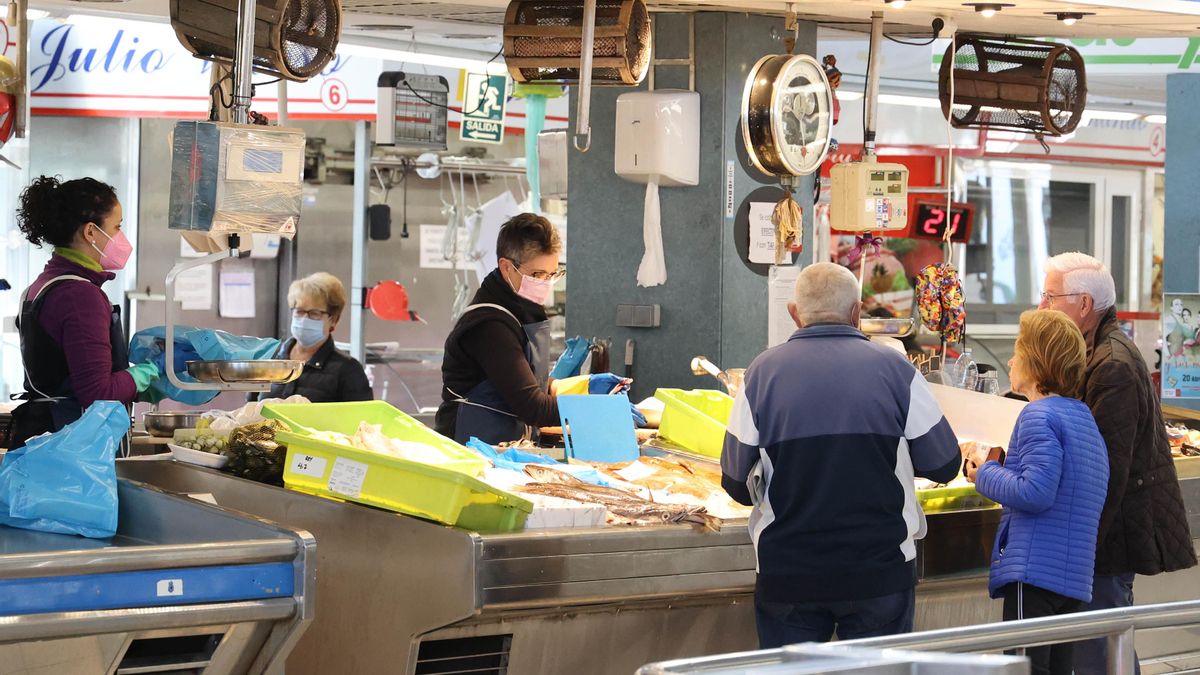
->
xmin=231 ymin=0 xmax=257 ymax=124
xmin=864 ymin=10 xmax=884 ymax=157
xmin=350 ymin=120 xmax=369 ymax=364
xmin=14 ymin=0 xmax=28 ymax=138
xmin=573 ymin=0 xmax=597 ymax=152
xmin=277 ymin=80 xmax=289 ymax=126
xmin=1107 ymin=627 xmax=1136 ymax=674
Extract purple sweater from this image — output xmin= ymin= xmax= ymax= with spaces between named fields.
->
xmin=26 ymin=253 xmax=136 ymax=406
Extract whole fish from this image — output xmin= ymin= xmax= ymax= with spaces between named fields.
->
xmin=523 ymin=464 xmax=586 ymax=485
xmin=518 ymin=482 xmax=720 ymax=531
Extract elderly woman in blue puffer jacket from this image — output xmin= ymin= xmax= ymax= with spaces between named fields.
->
xmin=965 ymin=309 xmax=1110 ymax=675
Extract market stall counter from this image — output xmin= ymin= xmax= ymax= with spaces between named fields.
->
xmin=0 ymin=479 xmax=315 ymax=674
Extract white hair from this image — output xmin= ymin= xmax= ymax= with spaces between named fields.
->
xmin=1046 ymin=252 xmax=1116 ymax=312
xmin=794 ymin=262 xmax=861 ymax=325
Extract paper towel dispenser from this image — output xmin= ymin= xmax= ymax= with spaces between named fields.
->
xmin=613 ymin=90 xmax=699 ymax=186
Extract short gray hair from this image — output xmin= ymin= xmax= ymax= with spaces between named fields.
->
xmin=794 ymin=262 xmax=861 ymax=325
xmin=1046 ymin=252 xmax=1115 ymax=312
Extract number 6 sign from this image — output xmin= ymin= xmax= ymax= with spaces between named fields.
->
xmin=321 ymin=78 xmax=348 ymax=112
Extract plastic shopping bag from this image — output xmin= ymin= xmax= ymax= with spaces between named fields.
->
xmin=550 ymin=337 xmax=592 ymax=380
xmin=129 ymin=326 xmax=281 ymax=405
xmin=0 ymin=400 xmax=128 ymax=538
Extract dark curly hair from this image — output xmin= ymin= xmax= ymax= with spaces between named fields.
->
xmin=16 ymin=175 xmax=119 ymax=248
xmin=496 ymin=213 xmax=562 ymax=265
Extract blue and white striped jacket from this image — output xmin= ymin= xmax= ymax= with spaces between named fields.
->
xmin=721 ymin=324 xmax=961 ymax=602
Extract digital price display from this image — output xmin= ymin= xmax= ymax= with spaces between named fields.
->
xmin=911 ymin=200 xmax=974 ymax=243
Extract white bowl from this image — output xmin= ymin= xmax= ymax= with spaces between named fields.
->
xmin=168 ymin=443 xmax=229 ymax=469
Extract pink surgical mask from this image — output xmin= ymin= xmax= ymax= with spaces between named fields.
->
xmin=90 ymin=227 xmax=133 ymax=271
xmin=516 ymin=274 xmax=553 ymax=305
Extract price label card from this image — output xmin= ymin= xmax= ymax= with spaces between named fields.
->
xmin=290 ymin=454 xmax=328 ymax=478
xmin=328 ymin=457 xmax=368 ymax=498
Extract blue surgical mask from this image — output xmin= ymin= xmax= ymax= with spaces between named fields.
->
xmin=291 ymin=316 xmax=327 ymax=348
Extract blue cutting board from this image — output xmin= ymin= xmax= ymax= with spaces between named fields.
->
xmin=557 ymin=394 xmax=640 ymax=463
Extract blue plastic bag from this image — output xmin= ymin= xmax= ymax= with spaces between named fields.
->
xmin=0 ymin=401 xmax=128 ymax=538
xmin=465 ymin=437 xmax=617 ymax=487
xmin=129 ymin=326 xmax=281 ymax=405
xmin=550 ymin=336 xmax=592 ymax=380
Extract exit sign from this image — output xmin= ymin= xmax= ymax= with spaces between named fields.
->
xmin=910 ymin=199 xmax=975 ymax=243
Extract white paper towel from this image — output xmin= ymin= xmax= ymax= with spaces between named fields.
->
xmin=637 ymin=180 xmax=667 ymax=287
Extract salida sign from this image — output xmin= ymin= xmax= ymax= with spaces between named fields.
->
xmin=460 ymin=72 xmax=507 ymax=144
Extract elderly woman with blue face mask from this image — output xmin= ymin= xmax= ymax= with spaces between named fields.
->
xmin=254 ymin=272 xmax=372 ymax=403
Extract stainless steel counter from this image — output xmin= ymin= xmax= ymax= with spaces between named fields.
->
xmin=117 ymin=460 xmax=1200 ymax=675
xmin=0 ymin=479 xmax=315 ymax=675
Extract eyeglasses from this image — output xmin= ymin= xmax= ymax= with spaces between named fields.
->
xmin=510 ymin=260 xmax=567 ymax=282
xmin=291 ymin=307 xmax=330 ymax=320
xmin=1040 ymin=291 xmax=1083 ymax=303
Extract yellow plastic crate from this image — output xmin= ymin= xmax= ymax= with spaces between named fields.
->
xmin=276 ymin=429 xmax=532 ymax=532
xmin=916 ymin=484 xmax=997 ymax=513
xmin=655 ymin=388 xmax=734 ymax=459
xmin=262 ymin=401 xmax=486 ymax=477
xmin=263 ymin=401 xmax=531 ymax=532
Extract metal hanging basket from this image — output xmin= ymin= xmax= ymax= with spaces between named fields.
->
xmin=938 ymin=34 xmax=1087 ymax=136
xmin=170 ymin=0 xmax=342 ymax=82
xmin=503 ymin=0 xmax=651 ymax=85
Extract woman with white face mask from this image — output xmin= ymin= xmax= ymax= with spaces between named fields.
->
xmin=254 ymin=272 xmax=372 ymax=403
xmin=8 ymin=175 xmax=159 ymax=449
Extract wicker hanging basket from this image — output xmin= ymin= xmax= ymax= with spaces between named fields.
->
xmin=503 ymin=0 xmax=651 ymax=86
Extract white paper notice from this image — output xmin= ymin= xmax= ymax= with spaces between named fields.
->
xmin=749 ymin=202 xmax=792 ymax=265
xmin=218 ymin=259 xmax=256 ymax=318
xmin=768 ymin=265 xmax=803 ymax=348
xmin=290 ymin=453 xmax=328 ymax=479
xmin=328 ymin=457 xmax=368 ymax=498
xmin=175 ymin=266 xmax=213 ymax=311
xmin=419 ymin=224 xmax=473 ymax=270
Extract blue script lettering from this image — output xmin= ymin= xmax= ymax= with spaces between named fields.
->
xmin=31 ymin=24 xmax=173 ymax=92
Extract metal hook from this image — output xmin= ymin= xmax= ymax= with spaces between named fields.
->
xmin=573 ymin=131 xmax=592 ymax=153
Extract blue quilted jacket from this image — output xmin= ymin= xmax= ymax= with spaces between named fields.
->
xmin=976 ymin=396 xmax=1110 ymax=602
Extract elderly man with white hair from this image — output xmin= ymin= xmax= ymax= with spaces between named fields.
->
xmin=721 ymin=262 xmax=961 ymax=648
xmin=1040 ymin=252 xmax=1197 ymax=675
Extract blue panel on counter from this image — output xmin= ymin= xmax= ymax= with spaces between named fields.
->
xmin=558 ymin=394 xmax=641 ymax=463
xmin=0 ymin=563 xmax=294 ymax=616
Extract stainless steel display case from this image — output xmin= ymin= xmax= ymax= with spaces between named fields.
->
xmin=0 ymin=479 xmax=315 ymax=675
xmin=117 ymin=459 xmax=1200 ymax=675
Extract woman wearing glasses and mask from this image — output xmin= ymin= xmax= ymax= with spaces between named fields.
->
xmin=437 ymin=214 xmax=624 ymax=445
xmin=255 ymin=272 xmax=372 ymax=403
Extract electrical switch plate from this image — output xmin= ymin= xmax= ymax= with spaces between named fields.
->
xmin=616 ymin=304 xmax=661 ymax=328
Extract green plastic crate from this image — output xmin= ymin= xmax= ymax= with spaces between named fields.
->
xmin=262 ymin=400 xmax=486 ymax=476
xmin=264 ymin=401 xmax=531 ymax=532
xmin=916 ymin=484 xmax=997 ymax=513
xmin=654 ymin=388 xmax=734 ymax=459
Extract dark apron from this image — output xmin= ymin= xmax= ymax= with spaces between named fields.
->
xmin=449 ymin=303 xmax=551 ymax=445
xmin=7 ymin=275 xmax=128 ymax=449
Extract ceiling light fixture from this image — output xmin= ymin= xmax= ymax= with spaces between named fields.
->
xmin=963 ymin=3 xmax=1013 ymax=18
xmin=1144 ymin=114 xmax=1166 ymax=124
xmin=884 ymin=0 xmax=908 ymax=8
xmin=1045 ymin=11 xmax=1093 ymax=26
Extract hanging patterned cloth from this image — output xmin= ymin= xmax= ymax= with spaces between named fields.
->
xmin=916 ymin=262 xmax=965 ymax=345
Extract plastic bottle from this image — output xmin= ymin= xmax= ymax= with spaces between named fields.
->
xmin=956 ymin=349 xmax=979 ymax=392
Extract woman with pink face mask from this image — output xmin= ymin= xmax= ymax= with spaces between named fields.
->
xmin=7 ymin=175 xmax=158 ymax=448
xmin=437 ymin=213 xmax=602 ymax=445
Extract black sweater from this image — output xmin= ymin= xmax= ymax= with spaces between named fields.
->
xmin=434 ymin=270 xmax=559 ymax=436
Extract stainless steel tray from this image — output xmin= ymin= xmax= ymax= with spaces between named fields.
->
xmin=186 ymin=360 xmax=304 ymax=384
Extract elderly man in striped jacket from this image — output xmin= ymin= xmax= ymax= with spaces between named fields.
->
xmin=722 ymin=262 xmax=961 ymax=649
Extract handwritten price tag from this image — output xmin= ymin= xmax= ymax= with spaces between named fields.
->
xmin=328 ymin=457 xmax=368 ymax=498
xmin=290 ymin=454 xmax=328 ymax=478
